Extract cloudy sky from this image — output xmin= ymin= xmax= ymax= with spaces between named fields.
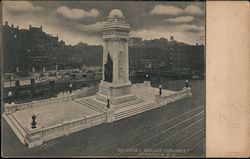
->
xmin=3 ymin=1 xmax=205 ymax=45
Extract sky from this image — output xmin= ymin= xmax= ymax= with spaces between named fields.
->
xmin=3 ymin=1 xmax=205 ymax=45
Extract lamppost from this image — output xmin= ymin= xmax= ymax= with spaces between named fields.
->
xmin=185 ymin=79 xmax=189 ymax=88
xmin=69 ymin=83 xmax=73 ymax=94
xmin=145 ymin=73 xmax=149 ymax=81
xmin=107 ymin=98 xmax=110 ymax=109
xmin=159 ymin=84 xmax=162 ymax=96
xmin=7 ymin=91 xmax=13 ymax=104
xmin=107 ymin=87 xmax=112 ymax=109
xmin=9 ymin=76 xmax=13 ymax=87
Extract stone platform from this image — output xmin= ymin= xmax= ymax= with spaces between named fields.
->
xmin=3 ymin=82 xmax=192 ymax=148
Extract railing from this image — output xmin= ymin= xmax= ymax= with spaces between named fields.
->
xmin=41 ymin=113 xmax=105 ymax=141
xmin=8 ymin=95 xmax=76 ymax=112
xmin=155 ymin=88 xmax=191 ymax=104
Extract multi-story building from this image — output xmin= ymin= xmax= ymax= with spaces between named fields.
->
xmin=3 ymin=22 xmax=59 ymax=72
xmin=3 ymin=22 xmax=103 ymax=73
xmin=3 ymin=22 xmax=204 ymax=78
xmin=128 ymin=37 xmax=142 ymax=47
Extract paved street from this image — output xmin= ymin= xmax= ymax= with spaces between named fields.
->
xmin=2 ymin=79 xmax=205 ymax=157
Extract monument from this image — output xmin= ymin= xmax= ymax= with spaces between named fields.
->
xmin=3 ymin=9 xmax=192 ymax=148
xmin=96 ymin=9 xmax=137 ymax=105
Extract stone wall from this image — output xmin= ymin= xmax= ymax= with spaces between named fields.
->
xmin=155 ymin=87 xmax=192 ymax=104
xmin=4 ymin=112 xmax=106 ymax=148
xmin=73 ymin=85 xmax=99 ymax=98
xmin=4 ymin=94 xmax=76 ymax=114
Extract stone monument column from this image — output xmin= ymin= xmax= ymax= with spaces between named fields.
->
xmin=124 ymin=39 xmax=130 ymax=83
xmin=96 ymin=9 xmax=137 ymax=105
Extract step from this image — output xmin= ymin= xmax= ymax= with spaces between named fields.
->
xmin=137 ymin=95 xmax=155 ymax=100
xmin=3 ymin=114 xmax=27 ymax=144
xmin=114 ymin=99 xmax=144 ymax=110
xmin=75 ymin=100 xmax=104 ymax=113
xmin=115 ymin=102 xmax=162 ymax=120
xmin=84 ymin=99 xmax=107 ymax=111
xmin=9 ymin=115 xmax=28 ymax=137
xmin=86 ymin=98 xmax=106 ymax=107
xmin=85 ymin=98 xmax=106 ymax=108
xmin=115 ymin=104 xmax=160 ymax=120
xmin=115 ymin=103 xmax=160 ymax=119
xmin=78 ymin=98 xmax=105 ymax=108
xmin=116 ymin=102 xmax=161 ymax=114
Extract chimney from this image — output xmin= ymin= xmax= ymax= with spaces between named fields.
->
xmin=17 ymin=26 xmax=19 ymax=29
xmin=29 ymin=25 xmax=32 ymax=29
xmin=5 ymin=21 xmax=8 ymax=26
xmin=11 ymin=24 xmax=14 ymax=28
xmin=40 ymin=26 xmax=42 ymax=30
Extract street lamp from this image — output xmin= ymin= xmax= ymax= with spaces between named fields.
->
xmin=145 ymin=73 xmax=149 ymax=81
xmin=107 ymin=98 xmax=110 ymax=109
xmin=159 ymin=84 xmax=162 ymax=96
xmin=9 ymin=76 xmax=13 ymax=87
xmin=69 ymin=83 xmax=73 ymax=94
xmin=7 ymin=91 xmax=13 ymax=104
xmin=185 ymin=79 xmax=189 ymax=88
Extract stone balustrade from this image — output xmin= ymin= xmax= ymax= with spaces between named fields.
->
xmin=155 ymin=87 xmax=192 ymax=104
xmin=23 ymin=113 xmax=105 ymax=148
xmin=4 ymin=94 xmax=76 ymax=114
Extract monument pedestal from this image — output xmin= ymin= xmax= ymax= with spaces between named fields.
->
xmin=96 ymin=81 xmax=137 ymax=106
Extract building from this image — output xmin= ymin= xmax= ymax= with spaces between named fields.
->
xmin=3 ymin=22 xmax=59 ymax=72
xmin=3 ymin=22 xmax=103 ymax=73
xmin=128 ymin=37 xmax=142 ymax=47
xmin=3 ymin=22 xmax=204 ymax=77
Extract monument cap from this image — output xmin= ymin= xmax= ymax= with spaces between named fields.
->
xmin=109 ymin=9 xmax=124 ymax=18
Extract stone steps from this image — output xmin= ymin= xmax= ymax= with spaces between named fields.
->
xmin=76 ymin=100 xmax=103 ymax=113
xmin=113 ymin=99 xmax=144 ymax=110
xmin=114 ymin=102 xmax=162 ymax=121
xmin=136 ymin=92 xmax=156 ymax=100
xmin=10 ymin=115 xmax=28 ymax=138
xmin=3 ymin=114 xmax=27 ymax=144
xmin=85 ymin=98 xmax=107 ymax=110
xmin=76 ymin=98 xmax=106 ymax=113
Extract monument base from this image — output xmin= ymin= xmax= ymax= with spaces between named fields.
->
xmin=96 ymin=81 xmax=137 ymax=106
xmin=3 ymin=83 xmax=192 ymax=148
